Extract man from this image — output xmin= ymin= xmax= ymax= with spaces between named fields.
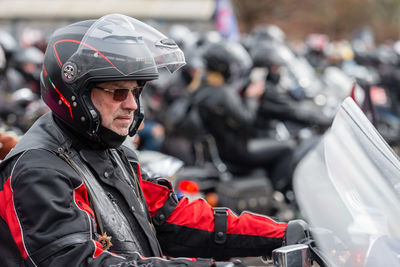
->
xmin=0 ymin=14 xmax=298 ymax=267
xmin=251 ymin=41 xmax=332 ymax=136
xmin=192 ymin=41 xmax=295 ymax=191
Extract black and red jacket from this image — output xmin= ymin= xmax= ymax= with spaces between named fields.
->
xmin=0 ymin=112 xmax=287 ymax=266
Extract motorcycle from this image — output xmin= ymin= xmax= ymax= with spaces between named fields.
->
xmin=142 ymin=96 xmax=400 ymax=266
xmin=271 ymin=97 xmax=400 ymax=266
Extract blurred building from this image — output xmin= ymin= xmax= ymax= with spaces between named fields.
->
xmin=0 ymin=0 xmax=214 ymax=20
xmin=0 ymin=0 xmax=215 ymax=42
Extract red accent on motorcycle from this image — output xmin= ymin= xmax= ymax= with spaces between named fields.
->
xmin=350 ymin=250 xmax=365 ymax=266
xmin=370 ymin=86 xmax=387 ymax=105
xmin=178 ymin=180 xmax=200 ymax=194
xmin=205 ymin=192 xmax=219 ymax=207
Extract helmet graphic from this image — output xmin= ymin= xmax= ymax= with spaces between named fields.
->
xmin=41 ymin=14 xmax=185 ymax=139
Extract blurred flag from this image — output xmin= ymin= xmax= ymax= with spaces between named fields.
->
xmin=214 ymin=0 xmax=240 ymax=41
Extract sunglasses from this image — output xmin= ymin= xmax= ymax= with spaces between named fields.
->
xmin=94 ymin=85 xmax=143 ymax=101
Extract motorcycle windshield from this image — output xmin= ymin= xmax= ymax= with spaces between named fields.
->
xmin=294 ymin=97 xmax=400 ymax=266
xmin=68 ymin=13 xmax=185 ymax=79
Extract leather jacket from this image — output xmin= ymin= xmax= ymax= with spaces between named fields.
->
xmin=0 ymin=112 xmax=287 ymax=267
xmin=193 ymin=83 xmax=259 ymax=159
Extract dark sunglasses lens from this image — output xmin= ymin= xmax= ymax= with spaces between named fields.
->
xmin=113 ymin=89 xmax=129 ymax=101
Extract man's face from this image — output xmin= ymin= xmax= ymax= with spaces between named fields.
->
xmin=91 ymin=80 xmax=139 ymax=136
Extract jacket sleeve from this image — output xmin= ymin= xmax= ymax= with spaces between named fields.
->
xmin=141 ymin=177 xmax=287 ymax=260
xmin=0 ymin=149 xmax=214 ymax=267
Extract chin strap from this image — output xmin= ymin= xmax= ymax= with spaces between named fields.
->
xmin=129 ymin=96 xmax=144 ymax=137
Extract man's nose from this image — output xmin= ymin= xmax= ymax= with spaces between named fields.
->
xmin=121 ymin=90 xmax=138 ymax=110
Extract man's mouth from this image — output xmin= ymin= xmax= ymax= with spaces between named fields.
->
xmin=115 ymin=116 xmax=132 ymax=121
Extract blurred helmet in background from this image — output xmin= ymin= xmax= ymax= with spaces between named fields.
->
xmin=0 ymin=29 xmax=19 ymax=61
xmin=11 ymin=46 xmax=44 ymax=82
xmin=306 ymin=33 xmax=329 ymax=53
xmin=11 ymin=87 xmax=38 ymax=108
xmin=202 ymin=40 xmax=252 ymax=83
xmin=251 ymin=41 xmax=286 ymax=69
xmin=250 ymin=24 xmax=286 ymax=44
xmin=168 ymin=24 xmax=198 ymax=51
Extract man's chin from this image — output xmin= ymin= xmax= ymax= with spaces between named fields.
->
xmin=111 ymin=127 xmax=130 ymax=136
xmin=111 ymin=123 xmax=131 ymax=136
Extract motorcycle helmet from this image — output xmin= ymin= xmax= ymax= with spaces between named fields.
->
xmin=11 ymin=46 xmax=44 ymax=85
xmin=202 ymin=40 xmax=251 ymax=83
xmin=202 ymin=42 xmax=231 ymax=80
xmin=11 ymin=87 xmax=38 ymax=108
xmin=168 ymin=24 xmax=198 ymax=52
xmin=250 ymin=41 xmax=286 ymax=69
xmin=250 ymin=24 xmax=286 ymax=44
xmin=0 ymin=29 xmax=18 ymax=61
xmin=41 ymin=14 xmax=185 ymax=140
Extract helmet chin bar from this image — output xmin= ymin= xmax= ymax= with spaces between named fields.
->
xmin=129 ymin=96 xmax=144 ymax=137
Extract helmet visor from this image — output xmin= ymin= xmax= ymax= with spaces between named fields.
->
xmin=131 ymin=16 xmax=186 ymax=73
xmin=67 ymin=14 xmax=185 ymax=81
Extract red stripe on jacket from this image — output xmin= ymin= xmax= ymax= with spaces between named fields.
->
xmin=74 ymin=183 xmax=95 ymax=222
xmin=93 ymin=241 xmax=105 ymax=258
xmin=0 ymin=176 xmax=29 ymax=259
xmin=141 ymin=179 xmax=287 ymax=239
xmin=73 ymin=183 xmax=108 ymax=259
xmin=142 ymin=180 xmax=170 ymax=218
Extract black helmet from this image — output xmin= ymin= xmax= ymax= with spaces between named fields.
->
xmin=12 ymin=46 xmax=44 ymax=67
xmin=202 ymin=40 xmax=251 ymax=82
xmin=250 ymin=41 xmax=286 ymax=68
xmin=11 ymin=46 xmax=44 ymax=84
xmin=41 ymin=14 xmax=185 ymax=139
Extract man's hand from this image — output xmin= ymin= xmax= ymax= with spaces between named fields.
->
xmin=284 ymin=219 xmax=311 ymax=245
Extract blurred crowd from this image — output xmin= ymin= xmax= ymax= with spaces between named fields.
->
xmin=1 ymin=22 xmax=400 ymax=176
xmin=0 ymin=28 xmax=49 ymax=158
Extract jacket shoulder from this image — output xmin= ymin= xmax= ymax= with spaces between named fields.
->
xmin=1 ymin=148 xmax=77 ymax=188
